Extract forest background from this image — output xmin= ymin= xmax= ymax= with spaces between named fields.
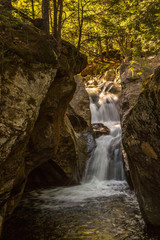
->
xmin=3 ymin=0 xmax=160 ymax=64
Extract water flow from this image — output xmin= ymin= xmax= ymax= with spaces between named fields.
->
xmin=28 ymin=89 xmax=126 ymax=208
xmin=84 ymin=90 xmax=125 ymax=182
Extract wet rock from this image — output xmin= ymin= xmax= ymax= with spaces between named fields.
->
xmin=68 ymin=75 xmax=91 ymax=132
xmin=120 ymin=56 xmax=160 ymax=189
xmin=0 ymin=9 xmax=87 ymax=235
xmin=25 ymin=160 xmax=70 ymax=190
xmin=122 ymin=146 xmax=134 ymax=190
xmin=92 ymin=123 xmax=110 ymax=138
xmin=120 ymin=56 xmax=160 ymax=127
xmin=120 ymin=56 xmax=160 ymax=228
xmin=26 ymin=76 xmax=95 ymax=187
xmin=100 ymin=81 xmax=118 ymax=94
xmin=86 ymin=88 xmax=99 ymax=105
xmin=102 ymin=69 xmax=116 ymax=82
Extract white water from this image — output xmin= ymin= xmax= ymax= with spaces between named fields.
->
xmin=27 ymin=90 xmax=127 ymax=209
xmin=84 ymin=91 xmax=125 ymax=182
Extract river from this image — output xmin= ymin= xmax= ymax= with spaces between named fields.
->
xmin=2 ymin=87 xmax=159 ymax=240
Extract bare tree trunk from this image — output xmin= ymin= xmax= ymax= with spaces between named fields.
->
xmin=50 ymin=7 xmax=53 ymax=33
xmin=98 ymin=37 xmax=103 ymax=62
xmin=57 ymin=0 xmax=63 ymax=40
xmin=105 ymin=37 xmax=109 ymax=57
xmin=42 ymin=0 xmax=50 ymax=35
xmin=116 ymin=37 xmax=132 ymax=61
xmin=53 ymin=0 xmax=58 ymax=38
xmin=42 ymin=0 xmax=44 ymax=19
xmin=31 ymin=0 xmax=35 ymax=19
xmin=77 ymin=0 xmax=84 ymax=52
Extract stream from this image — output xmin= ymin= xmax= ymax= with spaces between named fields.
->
xmin=2 ymin=87 xmax=160 ymax=240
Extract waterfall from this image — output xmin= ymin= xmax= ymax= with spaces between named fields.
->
xmin=84 ymin=90 xmax=125 ymax=182
xmin=28 ymin=87 xmax=126 ymax=207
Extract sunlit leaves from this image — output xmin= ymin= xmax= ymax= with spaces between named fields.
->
xmin=11 ymin=0 xmax=160 ymax=58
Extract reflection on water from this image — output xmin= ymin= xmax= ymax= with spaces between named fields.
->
xmin=2 ymin=188 xmax=158 ymax=240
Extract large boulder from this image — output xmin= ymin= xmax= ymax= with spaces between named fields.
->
xmin=0 ymin=8 xmax=87 ymax=235
xmin=67 ymin=75 xmax=92 ymax=132
xmin=120 ymin=56 xmax=160 ymax=228
xmin=92 ymin=123 xmax=110 ymax=138
xmin=120 ymin=56 xmax=160 ymax=186
xmin=26 ymin=76 xmax=95 ymax=189
xmin=120 ymin=56 xmax=160 ymax=124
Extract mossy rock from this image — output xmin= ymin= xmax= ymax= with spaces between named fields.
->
xmin=0 ymin=7 xmax=58 ymax=74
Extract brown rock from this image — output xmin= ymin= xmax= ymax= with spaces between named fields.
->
xmin=0 ymin=9 xmax=87 ymax=235
xmin=26 ymin=77 xmax=95 ymax=187
xmin=102 ymin=69 xmax=116 ymax=82
xmin=121 ymin=60 xmax=160 ymax=228
xmin=92 ymin=123 xmax=110 ymax=138
xmin=120 ymin=55 xmax=160 ymax=187
xmin=68 ymin=75 xmax=91 ymax=132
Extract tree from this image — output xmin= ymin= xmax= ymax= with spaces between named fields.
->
xmin=31 ymin=0 xmax=35 ymax=19
xmin=52 ymin=0 xmax=63 ymax=40
xmin=42 ymin=0 xmax=50 ymax=35
xmin=53 ymin=0 xmax=58 ymax=38
xmin=11 ymin=0 xmax=160 ymax=59
xmin=77 ymin=0 xmax=84 ymax=52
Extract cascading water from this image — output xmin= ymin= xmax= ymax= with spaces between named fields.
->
xmin=84 ymin=90 xmax=125 ymax=182
xmin=28 ymin=88 xmax=126 ymax=207
xmin=4 ymin=85 xmax=149 ymax=240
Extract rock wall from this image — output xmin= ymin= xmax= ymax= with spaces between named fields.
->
xmin=120 ymin=56 xmax=160 ymax=227
xmin=26 ymin=75 xmax=95 ymax=189
xmin=0 ymin=8 xmax=87 ymax=235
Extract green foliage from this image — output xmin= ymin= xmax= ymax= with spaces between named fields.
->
xmin=11 ymin=0 xmax=160 ymax=60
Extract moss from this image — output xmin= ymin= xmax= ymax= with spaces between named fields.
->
xmin=0 ymin=7 xmax=58 ymax=74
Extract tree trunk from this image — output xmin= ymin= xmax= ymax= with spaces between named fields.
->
xmin=105 ymin=37 xmax=109 ymax=57
xmin=53 ymin=0 xmax=57 ymax=38
xmin=31 ymin=0 xmax=35 ymax=19
xmin=42 ymin=0 xmax=50 ymax=35
xmin=57 ymin=0 xmax=63 ymax=40
xmin=77 ymin=0 xmax=84 ymax=52
xmin=116 ymin=38 xmax=132 ymax=61
xmin=98 ymin=37 xmax=103 ymax=62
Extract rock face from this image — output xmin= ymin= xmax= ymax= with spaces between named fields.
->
xmin=120 ymin=56 xmax=160 ymax=227
xmin=26 ymin=76 xmax=95 ymax=189
xmin=101 ymin=69 xmax=116 ymax=82
xmin=0 ymin=8 xmax=87 ymax=235
xmin=120 ymin=56 xmax=160 ymax=125
xmin=92 ymin=123 xmax=110 ymax=138
xmin=68 ymin=75 xmax=91 ymax=131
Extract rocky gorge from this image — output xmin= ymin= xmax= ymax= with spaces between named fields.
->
xmin=120 ymin=56 xmax=160 ymax=229
xmin=0 ymin=7 xmax=92 ymax=236
xmin=1 ymin=5 xmax=160 ymax=240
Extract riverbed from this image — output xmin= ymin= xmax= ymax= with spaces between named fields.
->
xmin=2 ymin=181 xmax=159 ymax=240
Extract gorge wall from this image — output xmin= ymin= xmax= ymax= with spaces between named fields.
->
xmin=0 ymin=8 xmax=89 ymax=235
xmin=120 ymin=56 xmax=160 ymax=228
